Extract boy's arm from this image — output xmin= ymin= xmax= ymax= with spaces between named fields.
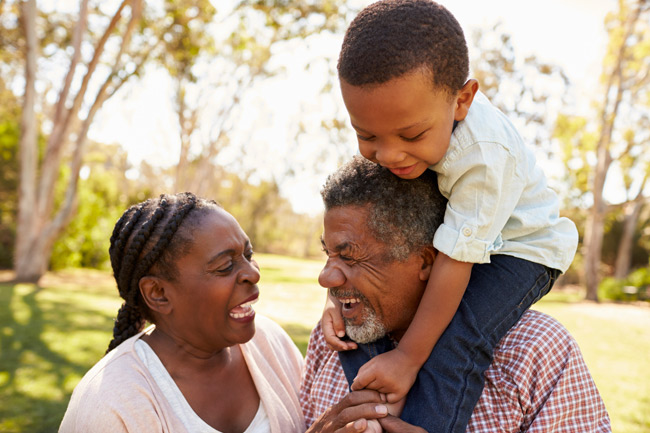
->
xmin=351 ymin=252 xmax=472 ymax=402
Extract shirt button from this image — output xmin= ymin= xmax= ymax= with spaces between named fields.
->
xmin=463 ymin=227 xmax=472 ymax=237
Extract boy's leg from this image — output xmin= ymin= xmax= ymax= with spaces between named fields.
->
xmin=400 ymin=255 xmax=559 ymax=432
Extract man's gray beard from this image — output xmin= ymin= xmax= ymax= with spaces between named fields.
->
xmin=344 ymin=307 xmax=387 ymax=344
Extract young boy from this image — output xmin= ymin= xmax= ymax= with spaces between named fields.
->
xmin=322 ymin=1 xmax=579 ymax=431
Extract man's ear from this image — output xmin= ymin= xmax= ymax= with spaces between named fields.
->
xmin=139 ymin=276 xmax=171 ymax=315
xmin=453 ymin=79 xmax=479 ymax=122
xmin=419 ymin=246 xmax=437 ymax=281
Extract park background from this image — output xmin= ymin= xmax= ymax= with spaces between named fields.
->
xmin=0 ymin=0 xmax=649 ymax=431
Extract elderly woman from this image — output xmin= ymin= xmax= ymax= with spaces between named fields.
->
xmin=60 ymin=193 xmax=305 ymax=432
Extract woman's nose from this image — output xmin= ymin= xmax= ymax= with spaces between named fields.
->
xmin=318 ymin=260 xmax=345 ymax=289
xmin=239 ymin=259 xmax=261 ymax=285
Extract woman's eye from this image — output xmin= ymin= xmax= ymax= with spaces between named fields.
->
xmin=215 ymin=263 xmax=234 ymax=273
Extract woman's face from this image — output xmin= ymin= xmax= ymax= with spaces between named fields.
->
xmin=158 ymin=207 xmax=261 ymax=354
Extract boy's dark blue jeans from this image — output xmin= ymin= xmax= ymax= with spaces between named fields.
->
xmin=338 ymin=254 xmax=560 ymax=433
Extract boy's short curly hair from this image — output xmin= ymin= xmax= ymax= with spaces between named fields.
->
xmin=338 ymin=0 xmax=468 ymax=94
xmin=321 ymin=156 xmax=447 ymax=261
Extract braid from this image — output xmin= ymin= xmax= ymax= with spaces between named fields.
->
xmin=116 ymin=198 xmax=169 ymax=300
xmin=106 ymin=302 xmax=147 ymax=353
xmin=109 ymin=203 xmax=145 ymax=281
xmin=106 ymin=192 xmax=200 ymax=354
xmin=127 ymin=194 xmax=197 ymax=297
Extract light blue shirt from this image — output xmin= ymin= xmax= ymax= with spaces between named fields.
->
xmin=431 ymin=91 xmax=578 ymax=272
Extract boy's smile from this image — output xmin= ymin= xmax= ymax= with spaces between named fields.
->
xmin=340 ymin=69 xmax=477 ymax=179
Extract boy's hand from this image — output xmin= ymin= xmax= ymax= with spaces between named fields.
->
xmin=323 ymin=294 xmax=358 ymax=351
xmin=350 ymin=348 xmax=418 ymax=403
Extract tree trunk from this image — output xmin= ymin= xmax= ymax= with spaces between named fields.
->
xmin=14 ymin=0 xmax=38 ymax=282
xmin=614 ymin=198 xmax=645 ymax=279
xmin=13 ymin=0 xmax=140 ymax=283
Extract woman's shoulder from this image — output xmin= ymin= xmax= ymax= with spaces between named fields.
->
xmin=244 ymin=315 xmax=303 ymax=372
xmin=250 ymin=315 xmax=298 ymax=352
xmin=59 ymin=333 xmax=167 ymax=432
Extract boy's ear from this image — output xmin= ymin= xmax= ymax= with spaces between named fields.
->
xmin=419 ymin=246 xmax=437 ymax=281
xmin=139 ymin=276 xmax=171 ymax=315
xmin=454 ymin=79 xmax=479 ymax=122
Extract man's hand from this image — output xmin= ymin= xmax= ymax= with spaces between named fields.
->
xmin=379 ymin=415 xmax=427 ymax=433
xmin=350 ymin=347 xmax=418 ymax=403
xmin=323 ymin=294 xmax=358 ymax=351
xmin=306 ymin=390 xmax=388 ymax=433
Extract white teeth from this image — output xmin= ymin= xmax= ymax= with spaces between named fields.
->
xmin=228 ymin=298 xmax=258 ymax=319
xmin=339 ymin=297 xmax=361 ymax=304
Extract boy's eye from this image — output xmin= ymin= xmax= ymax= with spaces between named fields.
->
xmin=401 ymin=131 xmax=426 ymax=142
xmin=356 ymin=134 xmax=374 ymax=142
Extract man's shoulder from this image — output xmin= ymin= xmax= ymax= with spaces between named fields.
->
xmin=500 ymin=309 xmax=573 ymax=348
xmin=493 ymin=309 xmax=578 ymax=376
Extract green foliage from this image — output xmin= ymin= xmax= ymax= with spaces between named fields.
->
xmin=50 ymin=142 xmax=135 ymax=271
xmin=0 ymin=79 xmax=20 ymax=269
xmin=599 ymin=266 xmax=650 ymax=302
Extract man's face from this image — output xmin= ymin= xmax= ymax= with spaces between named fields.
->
xmin=318 ymin=205 xmax=429 ymax=342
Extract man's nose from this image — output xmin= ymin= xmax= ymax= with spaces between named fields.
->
xmin=318 ymin=260 xmax=345 ymax=289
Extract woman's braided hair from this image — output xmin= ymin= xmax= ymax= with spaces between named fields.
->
xmin=106 ymin=192 xmax=220 ymax=353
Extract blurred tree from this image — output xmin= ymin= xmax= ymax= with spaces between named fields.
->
xmin=0 ymin=78 xmax=21 ymax=268
xmin=11 ymin=0 xmax=240 ymax=282
xmin=471 ymin=24 xmax=571 ymax=151
xmin=50 ymin=142 xmax=133 ymax=270
xmin=557 ymin=0 xmax=650 ymax=300
xmin=169 ymin=0 xmax=352 ymax=196
xmin=14 ymin=0 xmax=145 ymax=282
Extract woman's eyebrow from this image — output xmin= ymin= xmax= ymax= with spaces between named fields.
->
xmin=207 ymin=250 xmax=234 ymax=265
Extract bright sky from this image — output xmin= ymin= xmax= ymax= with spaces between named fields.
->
xmin=89 ymin=0 xmax=616 ymax=215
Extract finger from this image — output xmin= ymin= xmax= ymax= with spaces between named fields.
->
xmin=379 ymin=415 xmax=427 ymax=433
xmin=327 ymin=339 xmax=357 ymax=352
xmin=351 ymin=368 xmax=376 ymax=391
xmin=385 ymin=392 xmax=403 ymax=404
xmin=337 ymin=402 xmax=388 ymax=427
xmin=335 ymin=419 xmax=367 ymax=433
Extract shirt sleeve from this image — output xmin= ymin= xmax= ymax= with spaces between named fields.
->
xmin=433 ymin=141 xmax=525 ymax=263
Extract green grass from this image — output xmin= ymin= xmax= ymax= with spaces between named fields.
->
xmin=0 ymin=255 xmax=649 ymax=432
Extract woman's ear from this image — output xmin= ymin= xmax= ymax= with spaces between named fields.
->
xmin=419 ymin=246 xmax=437 ymax=281
xmin=139 ymin=276 xmax=171 ymax=315
xmin=454 ymin=79 xmax=479 ymax=122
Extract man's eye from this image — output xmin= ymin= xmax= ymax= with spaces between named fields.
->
xmin=245 ymin=250 xmax=254 ymax=260
xmin=340 ymin=255 xmax=354 ymax=262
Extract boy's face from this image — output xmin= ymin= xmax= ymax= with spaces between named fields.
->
xmin=341 ymin=70 xmax=477 ymax=179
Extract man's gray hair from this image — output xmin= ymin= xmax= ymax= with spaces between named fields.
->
xmin=321 ymin=156 xmax=447 ymax=261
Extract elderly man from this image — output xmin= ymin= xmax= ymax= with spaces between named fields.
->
xmin=301 ymin=156 xmax=611 ymax=432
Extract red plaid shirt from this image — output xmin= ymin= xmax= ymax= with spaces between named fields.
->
xmin=300 ymin=310 xmax=611 ymax=432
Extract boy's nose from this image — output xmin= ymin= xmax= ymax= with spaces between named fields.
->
xmin=374 ymin=143 xmax=405 ymax=166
